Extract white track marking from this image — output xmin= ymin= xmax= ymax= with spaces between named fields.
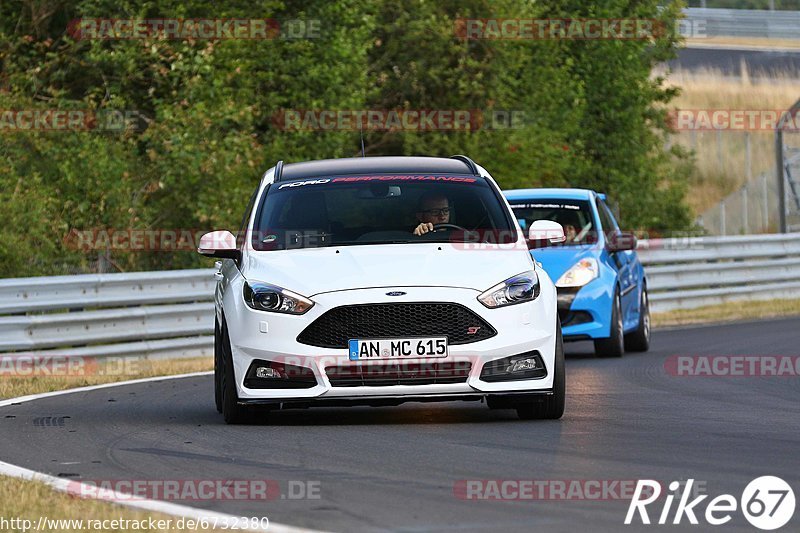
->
xmin=0 ymin=372 xmax=326 ymax=533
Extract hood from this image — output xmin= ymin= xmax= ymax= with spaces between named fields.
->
xmin=530 ymin=244 xmax=599 ymax=284
xmin=242 ymin=243 xmax=534 ymax=297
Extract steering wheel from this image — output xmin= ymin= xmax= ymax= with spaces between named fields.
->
xmin=432 ymin=223 xmax=468 ymax=232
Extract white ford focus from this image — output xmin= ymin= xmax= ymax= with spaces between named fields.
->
xmin=198 ymin=156 xmax=566 ymax=424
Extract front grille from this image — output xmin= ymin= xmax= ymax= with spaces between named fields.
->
xmin=326 ymin=361 xmax=472 ymax=387
xmin=562 ymin=310 xmax=592 ymax=328
xmin=297 ymin=303 xmax=496 ymax=348
xmin=556 ymin=287 xmax=580 ymax=322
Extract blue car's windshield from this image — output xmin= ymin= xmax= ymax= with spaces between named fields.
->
xmin=508 ymin=199 xmax=596 ymax=245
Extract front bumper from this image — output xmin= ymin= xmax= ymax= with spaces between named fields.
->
xmin=239 ymin=391 xmax=555 ymax=409
xmin=557 ymin=282 xmax=613 ymax=341
xmin=223 ymin=285 xmax=559 ymax=401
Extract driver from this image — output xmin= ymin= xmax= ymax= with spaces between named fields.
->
xmin=413 ymin=193 xmax=451 ymax=236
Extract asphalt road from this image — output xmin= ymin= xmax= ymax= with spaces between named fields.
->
xmin=1 ymin=318 xmax=799 ymax=532
xmin=671 ymin=47 xmax=800 ymax=77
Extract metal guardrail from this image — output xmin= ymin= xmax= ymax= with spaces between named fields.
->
xmin=0 ymin=269 xmax=216 ymax=360
xmin=683 ymin=8 xmax=800 ymax=40
xmin=638 ymin=232 xmax=800 ymax=312
xmin=2 ymin=233 xmax=800 ymax=359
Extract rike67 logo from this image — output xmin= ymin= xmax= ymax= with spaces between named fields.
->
xmin=625 ymin=477 xmax=795 ymax=530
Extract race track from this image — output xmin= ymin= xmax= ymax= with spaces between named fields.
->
xmin=671 ymin=47 xmax=800 ymax=76
xmin=1 ymin=318 xmax=798 ymax=532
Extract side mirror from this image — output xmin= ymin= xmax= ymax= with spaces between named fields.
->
xmin=606 ymin=230 xmax=637 ymax=252
xmin=198 ymin=230 xmax=240 ymax=260
xmin=527 ymin=220 xmax=566 ymax=249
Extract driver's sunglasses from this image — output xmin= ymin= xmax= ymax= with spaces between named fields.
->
xmin=422 ymin=207 xmax=450 ymax=217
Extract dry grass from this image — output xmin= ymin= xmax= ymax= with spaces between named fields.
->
xmin=0 ymin=356 xmax=212 ymax=400
xmin=0 ymin=477 xmax=226 ymax=532
xmin=661 ymin=66 xmax=800 ymax=216
xmin=685 ymin=37 xmax=800 ymax=50
xmin=686 ymin=36 xmax=800 ymax=49
xmin=652 ymin=298 xmax=800 ymax=327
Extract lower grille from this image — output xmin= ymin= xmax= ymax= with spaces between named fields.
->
xmin=562 ymin=311 xmax=593 ymax=327
xmin=326 ymin=361 xmax=472 ymax=387
xmin=297 ymin=302 xmax=496 ymax=348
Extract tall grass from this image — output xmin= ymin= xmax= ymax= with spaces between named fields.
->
xmin=663 ymin=66 xmax=800 ymax=215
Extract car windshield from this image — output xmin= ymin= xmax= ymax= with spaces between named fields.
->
xmin=509 ymin=199 xmax=596 ymax=246
xmin=252 ymin=175 xmax=516 ymax=250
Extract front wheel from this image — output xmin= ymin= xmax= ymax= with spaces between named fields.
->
xmin=594 ymin=288 xmax=624 ymax=358
xmin=214 ymin=318 xmax=223 ymax=413
xmin=220 ymin=322 xmax=257 ymax=425
xmin=624 ymin=285 xmax=650 ymax=352
xmin=516 ymin=321 xmax=565 ymax=420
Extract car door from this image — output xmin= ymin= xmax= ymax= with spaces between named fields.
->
xmin=596 ymin=198 xmax=638 ymax=328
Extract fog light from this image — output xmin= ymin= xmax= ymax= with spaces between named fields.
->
xmin=245 ymin=359 xmax=318 ymax=389
xmin=507 ymin=358 xmax=540 ymax=373
xmin=480 ymin=351 xmax=547 ymax=382
xmin=256 ymin=367 xmax=282 ymax=379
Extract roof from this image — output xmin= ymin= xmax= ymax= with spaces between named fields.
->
xmin=278 ymin=156 xmax=479 ymax=181
xmin=503 ymin=188 xmax=596 ymax=201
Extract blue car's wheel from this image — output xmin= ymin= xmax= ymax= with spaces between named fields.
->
xmin=594 ymin=287 xmax=624 ymax=358
xmin=625 ymin=285 xmax=650 ymax=352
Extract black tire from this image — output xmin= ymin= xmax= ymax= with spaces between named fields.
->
xmin=516 ymin=321 xmax=565 ymax=420
xmin=214 ymin=318 xmax=223 ymax=413
xmin=594 ymin=287 xmax=624 ymax=358
xmin=624 ymin=285 xmax=651 ymax=352
xmin=220 ymin=321 xmax=255 ymax=425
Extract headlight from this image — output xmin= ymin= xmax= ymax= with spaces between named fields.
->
xmin=243 ymin=281 xmax=314 ymax=314
xmin=556 ymin=258 xmax=599 ymax=288
xmin=478 ymin=271 xmax=540 ymax=308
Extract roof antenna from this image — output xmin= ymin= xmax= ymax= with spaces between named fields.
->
xmin=359 ymin=122 xmax=366 ymax=158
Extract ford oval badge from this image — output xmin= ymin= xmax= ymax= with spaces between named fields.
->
xmin=386 ymin=291 xmax=406 ymax=296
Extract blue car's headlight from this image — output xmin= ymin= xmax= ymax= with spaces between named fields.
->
xmin=556 ymin=258 xmax=599 ymax=288
xmin=478 ymin=271 xmax=540 ymax=308
xmin=243 ymin=281 xmax=314 ymax=314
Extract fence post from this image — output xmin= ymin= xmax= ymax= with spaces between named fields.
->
xmin=742 ymin=187 xmax=748 ymax=234
xmin=745 ymin=132 xmax=752 ymax=181
xmin=762 ymin=173 xmax=769 ymax=231
xmin=721 ymin=200 xmax=726 ymax=236
xmin=776 ymin=128 xmax=787 ymax=233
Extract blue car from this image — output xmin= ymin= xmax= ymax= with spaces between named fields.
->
xmin=504 ymin=188 xmax=650 ymax=357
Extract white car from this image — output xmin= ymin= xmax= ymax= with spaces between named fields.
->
xmin=198 ymin=156 xmax=566 ymax=424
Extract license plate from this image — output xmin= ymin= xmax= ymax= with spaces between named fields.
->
xmin=348 ymin=337 xmax=448 ymax=360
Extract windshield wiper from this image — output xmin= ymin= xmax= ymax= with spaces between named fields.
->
xmin=333 ymin=240 xmax=412 ymax=246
